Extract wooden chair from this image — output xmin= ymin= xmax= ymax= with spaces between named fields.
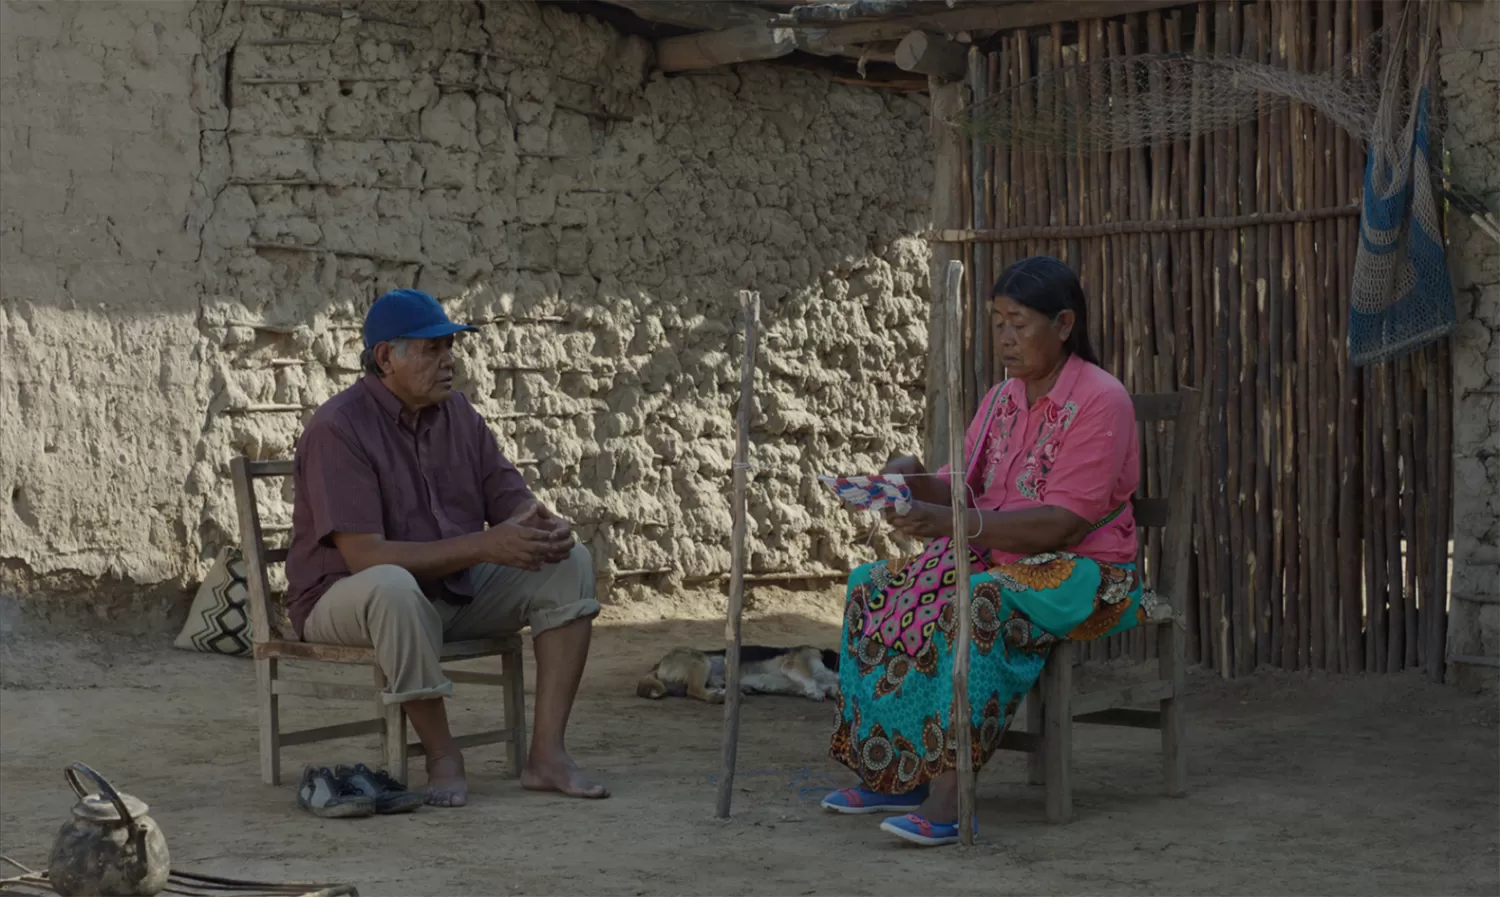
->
xmin=1000 ymin=389 xmax=1202 ymax=823
xmin=230 ymin=457 xmax=528 ymax=787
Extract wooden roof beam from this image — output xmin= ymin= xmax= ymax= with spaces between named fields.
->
xmin=788 ymin=0 xmax=972 ymax=25
xmin=601 ymin=1 xmax=774 ymax=31
xmin=780 ymin=0 xmax=1195 ymax=42
xmin=655 ymin=24 xmax=798 ymax=72
xmin=893 ymin=30 xmax=967 ymax=79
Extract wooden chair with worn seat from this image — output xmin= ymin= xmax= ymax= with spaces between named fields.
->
xmin=999 ymin=388 xmax=1202 ymax=823
xmin=230 ymin=456 xmax=528 ymax=787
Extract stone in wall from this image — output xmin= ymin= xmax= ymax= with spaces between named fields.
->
xmin=1439 ymin=0 xmax=1500 ymax=689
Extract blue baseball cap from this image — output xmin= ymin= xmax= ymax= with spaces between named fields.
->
xmin=363 ymin=289 xmax=478 ymax=349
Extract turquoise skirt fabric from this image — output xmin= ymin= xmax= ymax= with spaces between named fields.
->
xmin=829 ymin=539 xmax=1144 ymax=792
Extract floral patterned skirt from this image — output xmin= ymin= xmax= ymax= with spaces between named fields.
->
xmin=828 ymin=539 xmax=1145 ymax=794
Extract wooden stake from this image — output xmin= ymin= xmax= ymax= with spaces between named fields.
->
xmin=1339 ymin=0 xmax=1365 ymax=674
xmin=1189 ymin=4 xmax=1215 ymax=672
xmin=1399 ymin=355 xmax=1420 ymax=670
xmin=969 ymin=45 xmax=990 ymax=416
xmin=926 ymin=78 xmax=966 ymax=467
xmin=1428 ymin=338 xmax=1451 ymax=684
xmin=715 ymin=289 xmax=761 ymax=820
xmin=1314 ymin=0 xmax=1340 ymax=673
xmin=1276 ymin=0 xmax=1299 ymax=672
xmin=944 ymin=259 xmax=976 ymax=847
xmin=1250 ymin=2 xmax=1274 ymax=670
xmin=1210 ymin=1 xmax=1234 ymax=677
xmin=1265 ymin=0 xmax=1286 ymax=668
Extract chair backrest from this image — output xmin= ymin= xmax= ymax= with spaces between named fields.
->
xmin=230 ymin=457 xmax=292 ymax=645
xmin=1128 ymin=390 xmax=1203 ymax=605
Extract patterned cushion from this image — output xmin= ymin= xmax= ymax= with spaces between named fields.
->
xmin=174 ymin=547 xmax=253 ymax=657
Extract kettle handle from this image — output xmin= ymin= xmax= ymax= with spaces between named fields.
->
xmin=65 ymin=762 xmax=135 ymax=828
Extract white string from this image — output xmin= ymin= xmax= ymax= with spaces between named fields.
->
xmin=729 ymin=462 xmax=988 ymax=540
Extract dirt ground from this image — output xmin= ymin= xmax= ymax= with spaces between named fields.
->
xmin=1 ymin=589 xmax=1497 ymax=897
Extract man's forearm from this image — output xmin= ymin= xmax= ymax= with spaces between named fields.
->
xmin=341 ymin=532 xmax=487 ymax=580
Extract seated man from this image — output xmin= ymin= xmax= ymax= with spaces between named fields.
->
xmin=284 ymin=288 xmax=608 ymax=806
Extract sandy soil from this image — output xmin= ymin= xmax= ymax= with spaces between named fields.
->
xmin=2 ymin=590 xmax=1496 ymax=896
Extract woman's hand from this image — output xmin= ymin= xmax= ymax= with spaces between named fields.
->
xmin=882 ymin=455 xmax=952 ymax=506
xmin=882 ymin=455 xmax=926 ymax=476
xmin=883 ymin=500 xmax=956 ymax=541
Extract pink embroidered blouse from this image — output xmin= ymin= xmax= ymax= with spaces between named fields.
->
xmin=939 ymin=354 xmax=1140 ymax=566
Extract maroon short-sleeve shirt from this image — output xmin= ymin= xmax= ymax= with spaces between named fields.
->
xmin=283 ymin=375 xmax=533 ymax=637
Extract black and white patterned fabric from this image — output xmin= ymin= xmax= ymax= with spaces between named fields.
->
xmin=173 ymin=547 xmax=253 ymax=657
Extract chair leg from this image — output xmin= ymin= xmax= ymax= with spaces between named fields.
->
xmin=1043 ymin=641 xmax=1074 ymax=824
xmin=1024 ymin=685 xmax=1044 ymax=786
xmin=503 ymin=648 xmax=528 ymax=778
xmin=1160 ymin=620 xmax=1186 ymax=797
xmin=256 ymin=657 xmax=281 ymax=786
xmin=375 ymin=666 xmax=408 ymax=786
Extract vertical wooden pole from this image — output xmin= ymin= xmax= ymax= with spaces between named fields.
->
xmin=1188 ymin=4 xmax=1215 ymax=671
xmin=1315 ymin=0 xmax=1341 ymax=673
xmin=715 ymin=289 xmax=762 ymax=820
xmin=1399 ymin=356 xmax=1420 ymax=670
xmin=927 ymin=78 xmax=966 ymax=467
xmin=1210 ymin=1 xmax=1234 ymax=677
xmin=1250 ymin=3 xmax=1274 ymax=671
xmin=944 ymin=259 xmax=976 ymax=847
xmin=1428 ymin=338 xmax=1451 ymax=684
xmin=968 ymin=47 xmax=990 ymax=417
xmin=1338 ymin=0 xmax=1365 ymax=673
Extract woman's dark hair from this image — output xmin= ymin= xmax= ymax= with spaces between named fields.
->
xmin=991 ymin=255 xmax=1101 ymax=367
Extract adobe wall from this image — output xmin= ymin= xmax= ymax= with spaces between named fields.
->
xmin=0 ymin=0 xmax=932 ymax=630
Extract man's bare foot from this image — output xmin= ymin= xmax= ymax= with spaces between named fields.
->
xmin=520 ymin=754 xmax=609 ymax=799
xmin=424 ymin=753 xmax=468 ymax=808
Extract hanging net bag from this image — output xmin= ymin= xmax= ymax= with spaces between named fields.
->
xmin=1348 ymin=4 xmax=1455 ymax=367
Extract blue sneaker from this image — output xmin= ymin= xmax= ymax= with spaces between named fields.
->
xmin=878 ymin=813 xmax=977 ymax=847
xmin=820 ymin=784 xmax=929 ymax=815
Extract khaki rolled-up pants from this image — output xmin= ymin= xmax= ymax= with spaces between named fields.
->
xmin=303 ymin=543 xmax=599 ymax=704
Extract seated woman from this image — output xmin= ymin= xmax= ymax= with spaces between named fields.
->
xmin=821 ymin=255 xmax=1150 ymax=847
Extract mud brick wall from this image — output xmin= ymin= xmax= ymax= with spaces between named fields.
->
xmin=0 ymin=0 xmax=216 ymax=626
xmin=1439 ymin=0 xmax=1500 ymax=688
xmin=0 ymin=0 xmax=933 ymax=627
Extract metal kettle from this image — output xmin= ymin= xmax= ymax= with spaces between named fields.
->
xmin=46 ymin=763 xmax=170 ymax=897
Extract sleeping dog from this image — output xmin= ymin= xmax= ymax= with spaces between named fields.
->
xmin=636 ymin=645 xmax=840 ymax=704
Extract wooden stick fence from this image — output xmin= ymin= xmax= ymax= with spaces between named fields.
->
xmin=942 ymin=0 xmax=1452 ymax=680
